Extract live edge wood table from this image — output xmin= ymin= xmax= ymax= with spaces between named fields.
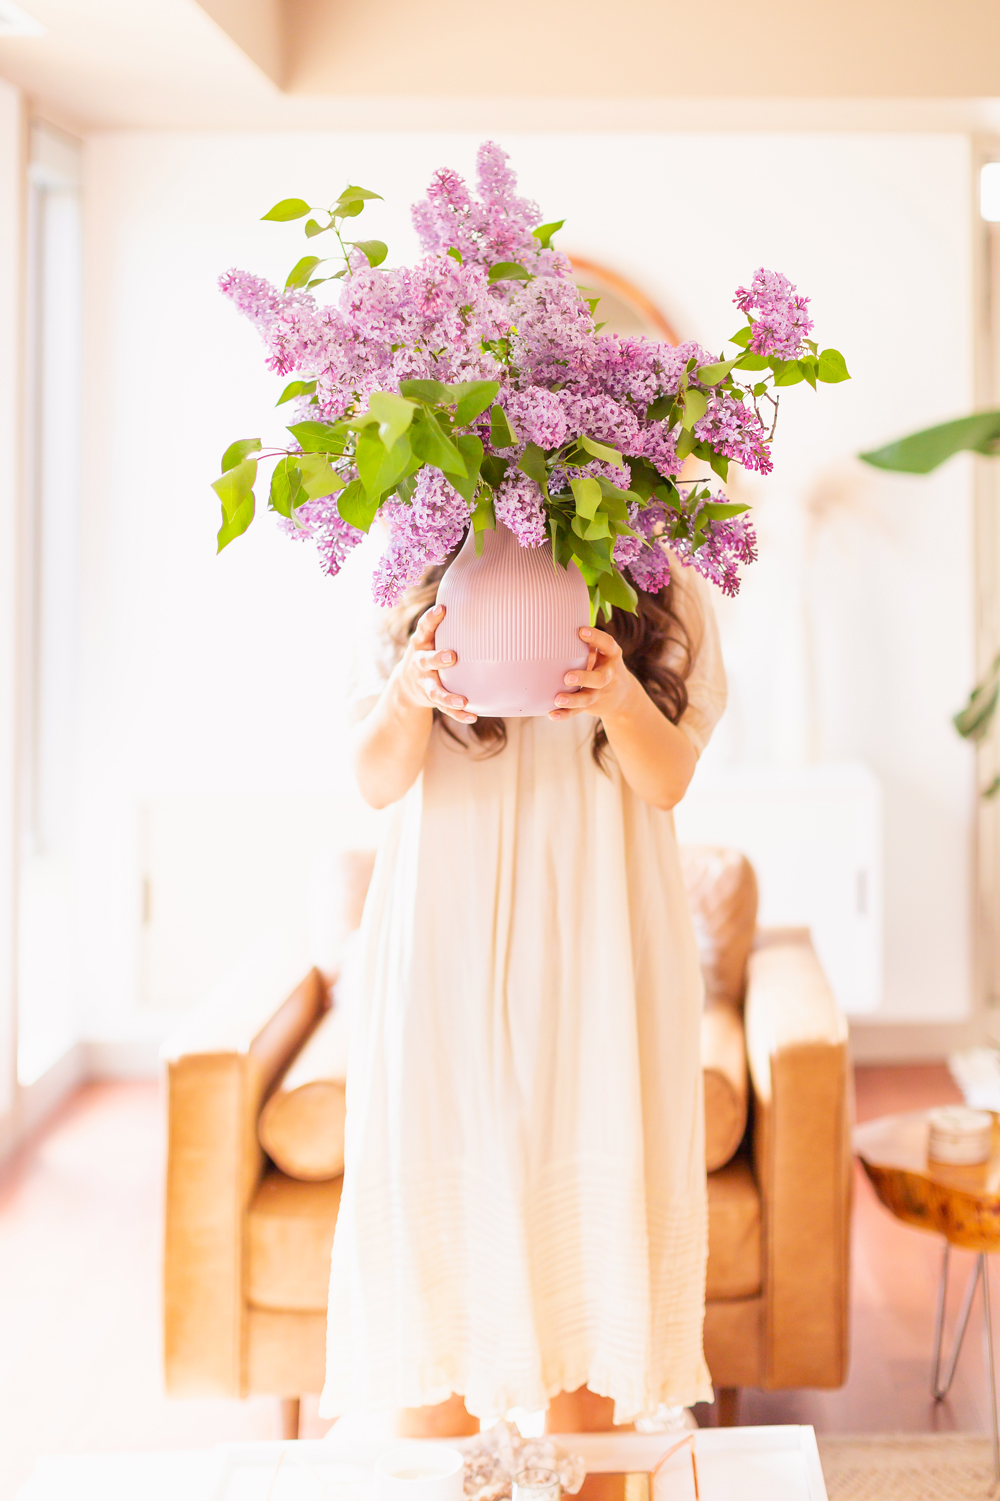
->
xmin=854 ymin=1109 xmax=1000 ymax=1482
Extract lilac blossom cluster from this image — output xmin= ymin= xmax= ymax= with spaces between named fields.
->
xmin=734 ymin=268 xmax=813 ymax=361
xmin=220 ymin=142 xmax=813 ymax=607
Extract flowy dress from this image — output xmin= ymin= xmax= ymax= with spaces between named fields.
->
xmin=319 ymin=568 xmax=727 ymax=1423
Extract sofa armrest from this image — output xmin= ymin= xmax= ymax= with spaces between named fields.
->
xmin=744 ymin=928 xmax=852 ymax=1389
xmin=162 ymin=931 xmax=327 ymax=1397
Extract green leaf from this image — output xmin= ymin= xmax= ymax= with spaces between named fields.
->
xmin=212 ymin=458 xmax=257 ymax=522
xmin=696 ymin=358 xmax=739 ymax=386
xmin=398 ymin=378 xmax=452 ymax=405
xmin=817 ymin=348 xmax=851 ymax=383
xmin=305 ymin=219 xmax=327 ymax=238
xmin=220 ymin=438 xmax=261 ymax=472
xmin=285 ymin=255 xmax=323 ymax=289
xmin=751 ymin=382 xmax=769 ymax=397
xmin=489 ymin=405 xmax=518 ymax=449
xmin=701 ymin=500 xmax=751 ymax=520
xmin=707 ymin=450 xmax=730 ymax=482
xmin=447 ymin=246 xmax=463 ymax=263
xmin=471 ymin=489 xmax=495 ymax=552
xmin=596 ymin=566 xmax=638 ymax=614
xmin=532 ymin=219 xmax=565 ymax=249
xmin=451 ymin=434 xmax=485 ymax=504
xmin=368 ymin=390 xmax=416 ymax=450
xmin=351 ymin=239 xmax=388 ymax=269
xmin=582 ymin=511 xmax=611 ymax=540
xmin=954 ymin=655 xmax=1000 ymax=741
xmin=337 ymin=478 xmax=380 ymax=533
xmin=269 ymin=457 xmax=304 ymax=518
xmin=798 ymin=357 xmax=819 ymax=390
xmin=334 ymin=185 xmax=382 ymax=209
xmin=645 ymin=394 xmax=675 ymax=422
xmin=860 ymin=410 xmax=1000 ymax=474
xmin=518 ymin=441 xmax=549 ymax=493
xmin=680 ymin=388 xmax=708 ymax=431
xmin=287 ymin=420 xmax=346 ymax=454
xmin=297 ymin=452 xmax=343 ymax=499
xmin=570 ymin=476 xmax=602 ymax=519
xmin=675 ymin=427 xmax=698 ymax=459
xmin=452 ymin=379 xmax=500 ymax=426
xmin=728 ymin=325 xmax=753 ymax=348
xmin=735 ymin=352 xmax=769 ymax=371
xmin=276 ymin=380 xmax=317 ymax=406
xmin=217 ymin=491 xmax=254 ymax=552
xmin=481 ymin=455 xmax=509 ymax=488
xmin=771 ymin=360 xmax=805 ymax=387
xmin=487 ymin=261 xmax=531 ymax=284
xmin=262 ymin=198 xmax=312 ymax=222
xmin=579 ymin=434 xmax=624 ymax=468
xmin=409 ymin=410 xmax=467 ymax=477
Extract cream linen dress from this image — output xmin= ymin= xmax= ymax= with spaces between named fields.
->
xmin=319 ymin=567 xmax=727 ymax=1423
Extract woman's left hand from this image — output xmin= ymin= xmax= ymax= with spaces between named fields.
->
xmin=548 ymin=626 xmax=635 ymax=722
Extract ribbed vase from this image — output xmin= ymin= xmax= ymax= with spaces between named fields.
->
xmin=435 ymin=523 xmax=591 ymax=718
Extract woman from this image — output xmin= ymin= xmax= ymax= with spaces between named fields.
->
xmin=319 ymin=559 xmax=726 ymax=1435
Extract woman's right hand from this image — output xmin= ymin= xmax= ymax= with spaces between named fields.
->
xmin=397 ymin=604 xmax=477 ymax=724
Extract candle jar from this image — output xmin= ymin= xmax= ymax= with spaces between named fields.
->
xmin=512 ymin=1468 xmax=562 ymax=1501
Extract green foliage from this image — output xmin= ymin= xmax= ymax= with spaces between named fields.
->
xmin=276 ymin=380 xmax=317 ymax=406
xmin=262 ymin=198 xmax=312 ymax=222
xmin=220 ymin=438 xmax=261 ymax=472
xmin=861 ymin=410 xmax=1000 ymax=474
xmin=817 ymin=348 xmax=850 ymax=383
xmin=532 ymin=220 xmax=565 ymax=249
xmin=489 ymin=405 xmax=518 ymax=449
xmin=954 ymin=652 xmax=1000 ymax=743
xmin=487 ymin=262 xmax=531 ymax=284
xmin=285 ymin=256 xmax=323 ymax=289
xmin=351 ymin=239 xmax=388 ymax=269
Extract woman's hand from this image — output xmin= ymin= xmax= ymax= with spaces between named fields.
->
xmin=548 ymin=626 xmax=635 ymax=722
xmin=398 ymin=604 xmax=477 ymax=725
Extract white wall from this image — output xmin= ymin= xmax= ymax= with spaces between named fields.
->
xmin=75 ymin=129 xmax=976 ymax=1046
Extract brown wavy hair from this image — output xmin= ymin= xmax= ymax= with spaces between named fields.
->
xmin=384 ymin=549 xmax=694 ymax=767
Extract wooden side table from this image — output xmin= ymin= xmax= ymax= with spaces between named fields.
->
xmin=854 ymin=1110 xmax=1000 ymax=1482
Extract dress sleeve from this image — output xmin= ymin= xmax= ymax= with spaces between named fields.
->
xmin=665 ymin=562 xmax=728 ymax=758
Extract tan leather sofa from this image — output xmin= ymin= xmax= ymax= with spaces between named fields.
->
xmin=163 ymin=847 xmax=851 ymax=1432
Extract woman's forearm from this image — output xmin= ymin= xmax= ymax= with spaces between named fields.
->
xmin=352 ymin=667 xmax=435 ymax=809
xmin=599 ymin=670 xmax=697 ymax=810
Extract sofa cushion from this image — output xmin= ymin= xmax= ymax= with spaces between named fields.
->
xmin=702 ymin=1000 xmax=749 ymax=1171
xmin=706 ymin=1156 xmax=761 ymax=1300
xmin=247 ymin=1170 xmax=341 ymax=1312
xmin=680 ymin=845 xmax=758 ymax=1008
xmin=258 ymin=1007 xmax=348 ymax=1181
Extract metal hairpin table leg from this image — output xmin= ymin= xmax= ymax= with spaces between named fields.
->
xmin=931 ymin=1242 xmax=1000 ymax=1484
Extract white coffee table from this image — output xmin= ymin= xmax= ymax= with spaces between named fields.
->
xmin=17 ymin=1428 xmax=828 ymax=1501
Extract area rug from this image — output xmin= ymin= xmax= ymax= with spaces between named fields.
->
xmin=817 ymin=1434 xmax=999 ymax=1500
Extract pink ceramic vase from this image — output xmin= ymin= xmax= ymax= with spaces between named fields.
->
xmin=435 ymin=523 xmax=591 ymax=717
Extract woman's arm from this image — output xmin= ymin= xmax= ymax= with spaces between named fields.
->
xmin=548 ymin=625 xmax=697 ymax=810
xmin=352 ymin=604 xmax=476 ymax=810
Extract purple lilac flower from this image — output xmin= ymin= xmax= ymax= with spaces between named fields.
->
xmin=371 ymin=468 xmax=471 ymax=606
xmin=622 ymin=503 xmax=673 ymax=593
xmin=734 ymin=268 xmax=813 ymax=360
xmin=279 ymin=494 xmax=364 ymax=578
xmin=694 ymin=391 xmax=773 ymax=475
xmin=494 ymin=471 xmax=547 ymax=547
xmin=672 ymin=492 xmax=758 ymax=598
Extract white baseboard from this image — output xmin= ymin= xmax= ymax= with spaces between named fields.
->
xmin=848 ymin=1016 xmax=983 ymax=1064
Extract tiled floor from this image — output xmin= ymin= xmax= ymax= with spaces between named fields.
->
xmin=0 ymin=1065 xmax=990 ymax=1498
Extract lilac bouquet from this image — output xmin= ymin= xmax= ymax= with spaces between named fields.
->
xmin=215 ymin=142 xmax=849 ymax=616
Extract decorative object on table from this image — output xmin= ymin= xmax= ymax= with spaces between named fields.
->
xmin=376 ymin=1445 xmax=466 ymax=1501
xmin=512 ymin=1467 xmax=562 ymax=1501
xmin=854 ymin=1111 xmax=1000 ymax=1485
xmin=927 ymin=1105 xmax=994 ymax=1166
xmin=212 ymin=143 xmax=849 ymax=713
xmin=460 ymin=1421 xmax=584 ymax=1501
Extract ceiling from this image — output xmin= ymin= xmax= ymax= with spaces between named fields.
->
xmin=2 ymin=0 xmax=1000 ymax=132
